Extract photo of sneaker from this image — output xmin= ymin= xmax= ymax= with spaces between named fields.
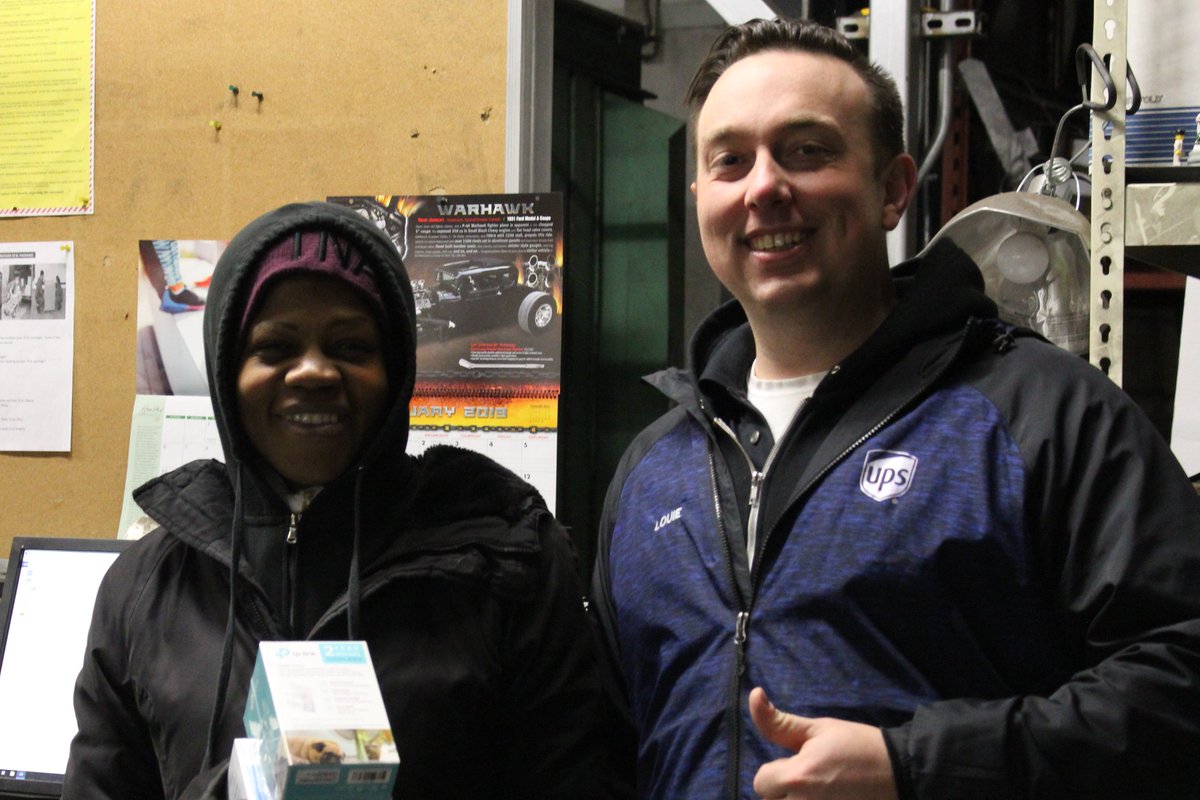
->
xmin=161 ymin=286 xmax=206 ymax=313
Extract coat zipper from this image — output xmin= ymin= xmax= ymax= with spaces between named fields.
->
xmin=712 ymin=413 xmax=795 ymax=574
xmin=285 ymin=512 xmax=299 ymax=635
xmin=734 ymin=610 xmax=750 ymax=675
xmin=707 ymin=449 xmax=748 ymax=800
xmin=710 ymin=414 xmax=787 ymax=800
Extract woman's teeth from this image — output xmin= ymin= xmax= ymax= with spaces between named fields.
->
xmin=286 ymin=413 xmax=340 ymax=425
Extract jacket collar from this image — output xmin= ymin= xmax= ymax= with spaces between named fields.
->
xmin=674 ymin=239 xmax=997 ymax=413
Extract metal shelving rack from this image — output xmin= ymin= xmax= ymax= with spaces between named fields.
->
xmin=1090 ymin=0 xmax=1200 ymax=386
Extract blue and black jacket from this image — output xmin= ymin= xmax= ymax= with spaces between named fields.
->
xmin=591 ymin=241 xmax=1200 ymax=799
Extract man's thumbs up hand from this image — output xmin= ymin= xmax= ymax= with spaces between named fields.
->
xmin=748 ymin=687 xmax=900 ymax=800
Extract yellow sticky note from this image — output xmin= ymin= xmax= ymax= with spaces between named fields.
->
xmin=0 ymin=0 xmax=94 ymax=217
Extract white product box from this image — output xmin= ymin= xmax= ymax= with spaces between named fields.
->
xmin=242 ymin=642 xmax=399 ymax=800
xmin=229 ymin=738 xmax=271 ymax=800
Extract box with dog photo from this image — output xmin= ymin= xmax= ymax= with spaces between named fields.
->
xmin=243 ymin=641 xmax=399 ymax=799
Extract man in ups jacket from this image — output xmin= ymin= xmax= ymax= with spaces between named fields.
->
xmin=591 ymin=17 xmax=1200 ymax=800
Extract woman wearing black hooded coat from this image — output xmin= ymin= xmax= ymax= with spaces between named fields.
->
xmin=63 ymin=202 xmax=624 ymax=799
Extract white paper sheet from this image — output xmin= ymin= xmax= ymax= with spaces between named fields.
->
xmin=1171 ymin=277 xmax=1200 ymax=478
xmin=0 ymin=241 xmax=75 ymax=451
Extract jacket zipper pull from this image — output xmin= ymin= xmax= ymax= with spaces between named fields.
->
xmin=746 ymin=471 xmax=764 ymax=571
xmin=734 ymin=611 xmax=750 ymax=676
xmin=286 ymin=512 xmax=298 ymax=544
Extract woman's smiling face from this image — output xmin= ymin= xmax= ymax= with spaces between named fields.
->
xmin=237 ymin=273 xmax=389 ymax=489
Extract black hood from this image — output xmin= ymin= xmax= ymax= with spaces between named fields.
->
xmin=202 ymin=201 xmax=417 ymax=487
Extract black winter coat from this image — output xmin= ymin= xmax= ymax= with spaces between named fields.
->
xmin=65 ymin=449 xmax=610 ymax=800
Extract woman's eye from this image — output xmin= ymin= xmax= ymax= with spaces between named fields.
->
xmin=248 ymin=341 xmax=291 ymax=361
xmin=333 ymin=339 xmax=378 ymax=359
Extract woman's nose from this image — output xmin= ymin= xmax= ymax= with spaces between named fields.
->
xmin=287 ymin=348 xmax=339 ymax=385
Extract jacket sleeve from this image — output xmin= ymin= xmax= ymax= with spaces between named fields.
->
xmin=62 ymin=552 xmax=166 ymax=800
xmin=884 ymin=355 xmax=1200 ymax=799
xmin=498 ymin=507 xmax=635 ymax=800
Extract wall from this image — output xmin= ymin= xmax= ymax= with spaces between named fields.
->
xmin=0 ymin=1 xmax=509 ymax=555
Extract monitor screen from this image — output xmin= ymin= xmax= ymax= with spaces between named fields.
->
xmin=0 ymin=537 xmax=130 ymax=798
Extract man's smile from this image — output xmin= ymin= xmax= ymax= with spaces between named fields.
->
xmin=747 ymin=229 xmax=813 ymax=252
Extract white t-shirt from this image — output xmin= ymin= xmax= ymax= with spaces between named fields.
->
xmin=746 ymin=360 xmax=827 ymax=443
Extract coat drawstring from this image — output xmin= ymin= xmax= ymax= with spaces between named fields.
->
xmin=203 ymin=462 xmax=243 ymax=771
xmin=347 ymin=466 xmax=364 ymax=639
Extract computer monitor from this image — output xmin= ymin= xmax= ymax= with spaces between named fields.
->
xmin=0 ymin=537 xmax=131 ymax=798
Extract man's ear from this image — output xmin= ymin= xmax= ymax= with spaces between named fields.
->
xmin=690 ymin=180 xmax=698 ymax=196
xmin=880 ymin=153 xmax=917 ymax=232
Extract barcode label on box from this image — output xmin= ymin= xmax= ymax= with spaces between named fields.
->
xmin=347 ymin=769 xmax=392 ymax=785
xmin=295 ymin=768 xmax=339 ymax=785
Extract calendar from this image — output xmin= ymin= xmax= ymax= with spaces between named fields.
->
xmin=332 ymin=193 xmax=566 ymax=513
xmin=118 ymin=394 xmax=224 ymax=538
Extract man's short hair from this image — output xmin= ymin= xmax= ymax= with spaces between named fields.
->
xmin=685 ymin=17 xmax=906 ymax=172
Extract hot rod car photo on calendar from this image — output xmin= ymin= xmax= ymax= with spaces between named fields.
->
xmin=410 ymin=259 xmax=558 ymax=340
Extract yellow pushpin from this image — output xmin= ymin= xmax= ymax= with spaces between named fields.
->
xmin=209 ymin=120 xmax=222 ymax=131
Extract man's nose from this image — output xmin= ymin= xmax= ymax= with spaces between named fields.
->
xmin=745 ymin=153 xmax=791 ymax=208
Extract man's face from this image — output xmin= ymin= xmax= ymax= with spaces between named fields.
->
xmin=237 ymin=274 xmax=390 ymax=489
xmin=692 ymin=49 xmax=911 ymax=326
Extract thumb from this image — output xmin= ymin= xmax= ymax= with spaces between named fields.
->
xmin=749 ymin=687 xmax=815 ymax=752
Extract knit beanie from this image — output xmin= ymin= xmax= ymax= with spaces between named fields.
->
xmin=239 ymin=229 xmax=385 ymax=337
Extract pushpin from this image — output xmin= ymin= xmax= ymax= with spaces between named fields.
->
xmin=60 ymin=244 xmax=72 ymax=253
xmin=209 ymin=119 xmax=222 ymax=132
xmin=228 ymin=84 xmax=239 ymax=96
xmin=251 ymin=90 xmax=264 ymax=102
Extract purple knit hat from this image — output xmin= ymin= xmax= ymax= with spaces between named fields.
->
xmin=239 ymin=229 xmax=385 ymax=335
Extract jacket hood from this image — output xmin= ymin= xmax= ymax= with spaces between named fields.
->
xmin=202 ymin=201 xmax=418 ymax=488
xmin=685 ymin=239 xmax=997 ymax=406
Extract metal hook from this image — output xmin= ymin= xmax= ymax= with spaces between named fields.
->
xmin=1075 ymin=43 xmax=1141 ymax=115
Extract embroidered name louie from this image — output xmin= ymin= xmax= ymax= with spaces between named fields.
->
xmin=654 ymin=507 xmax=682 ymax=531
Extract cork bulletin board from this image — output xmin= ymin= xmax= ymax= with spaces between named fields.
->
xmin=0 ymin=1 xmax=509 ymax=554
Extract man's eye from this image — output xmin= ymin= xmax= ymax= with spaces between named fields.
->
xmin=707 ymin=152 xmax=745 ymax=174
xmin=784 ymin=143 xmax=832 ymax=165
